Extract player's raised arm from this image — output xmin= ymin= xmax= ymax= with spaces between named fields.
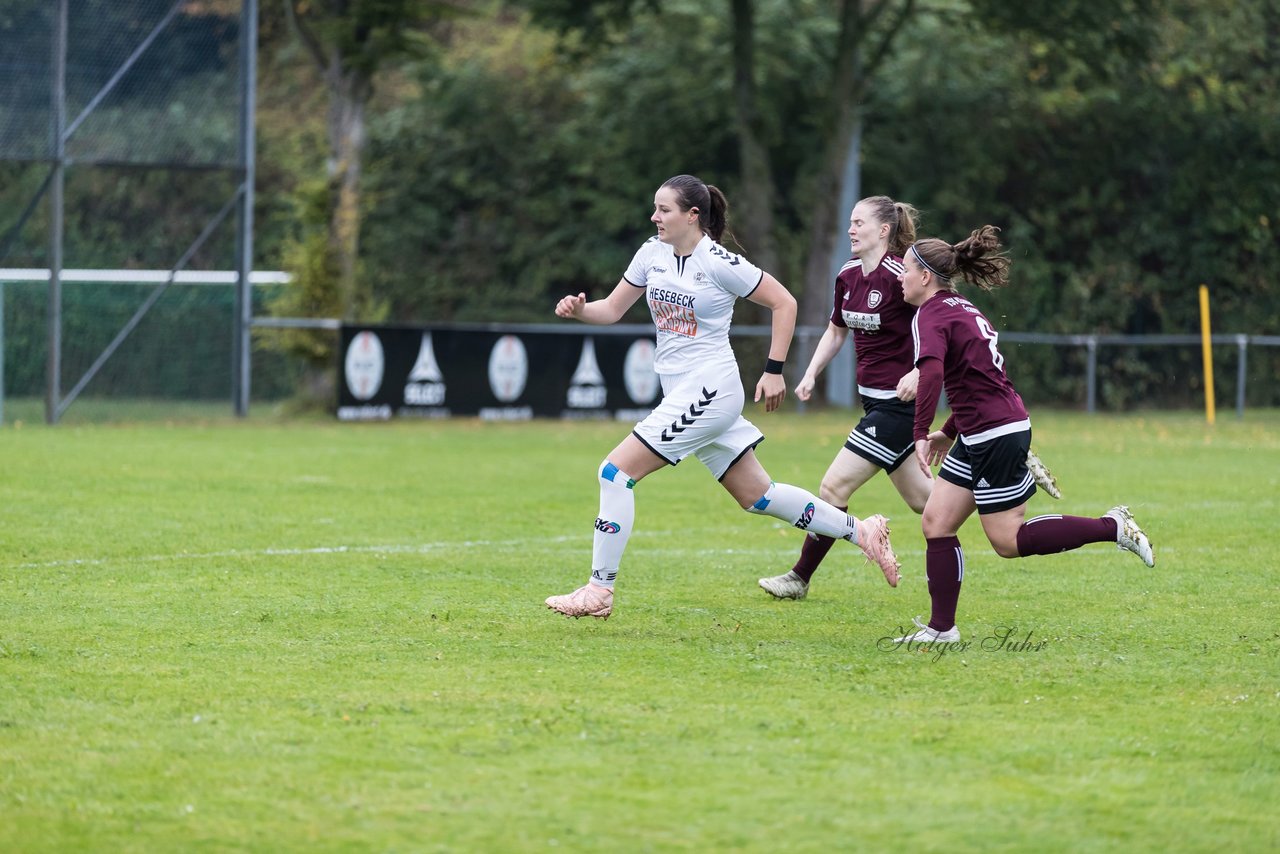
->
xmin=554 ymin=278 xmax=646 ymax=325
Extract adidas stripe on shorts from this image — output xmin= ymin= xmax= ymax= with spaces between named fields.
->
xmin=844 ymin=395 xmax=916 ymax=473
xmin=937 ymin=428 xmax=1037 ymax=514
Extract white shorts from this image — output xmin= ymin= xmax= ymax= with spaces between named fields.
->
xmin=631 ymin=362 xmax=764 ymax=480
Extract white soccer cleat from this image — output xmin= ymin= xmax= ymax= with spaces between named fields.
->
xmin=545 ymin=582 xmax=613 ymax=618
xmin=894 ymin=615 xmax=961 ymax=644
xmin=1106 ymin=505 xmax=1154 ymax=567
xmin=855 ymin=514 xmax=901 ymax=587
xmin=758 ymin=570 xmax=809 ymax=600
xmin=1026 ymin=449 xmax=1062 ymax=499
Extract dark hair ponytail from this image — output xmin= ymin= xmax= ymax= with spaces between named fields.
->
xmin=662 ymin=174 xmax=730 ymax=243
xmin=911 ymin=225 xmax=1011 ymax=291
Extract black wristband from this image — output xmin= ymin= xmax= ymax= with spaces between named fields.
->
xmin=764 ymin=358 xmax=785 ymax=375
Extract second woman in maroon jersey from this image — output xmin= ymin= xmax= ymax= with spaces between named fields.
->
xmin=895 ymin=225 xmax=1155 ymax=644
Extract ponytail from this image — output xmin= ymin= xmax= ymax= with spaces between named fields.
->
xmin=661 ymin=174 xmax=731 ymax=243
xmin=911 ymin=225 xmax=1011 ymax=291
xmin=704 ymin=184 xmax=729 ymax=243
xmin=856 ymin=195 xmax=919 ymax=255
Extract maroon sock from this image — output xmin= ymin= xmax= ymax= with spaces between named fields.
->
xmin=1015 ymin=514 xmax=1118 ymax=557
xmin=926 ymin=536 xmax=964 ymax=632
xmin=791 ymin=505 xmax=845 ymax=582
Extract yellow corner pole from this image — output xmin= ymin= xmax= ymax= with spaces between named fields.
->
xmin=1199 ymin=284 xmax=1215 ymax=425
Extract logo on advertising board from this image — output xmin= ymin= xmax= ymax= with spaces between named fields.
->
xmin=488 ymin=335 xmax=528 ymax=403
xmin=567 ymin=338 xmax=607 ymax=410
xmin=404 ymin=332 xmax=446 ymax=408
xmin=623 ymin=339 xmax=659 ymax=404
xmin=344 ymin=330 xmax=385 ymax=400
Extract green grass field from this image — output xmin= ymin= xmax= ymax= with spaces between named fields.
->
xmin=1 ymin=409 xmax=1277 ymax=852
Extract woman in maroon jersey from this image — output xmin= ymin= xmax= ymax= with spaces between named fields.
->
xmin=757 ymin=196 xmax=928 ymax=601
xmin=896 ymin=225 xmax=1154 ymax=644
xmin=759 ymin=199 xmax=1060 ymax=602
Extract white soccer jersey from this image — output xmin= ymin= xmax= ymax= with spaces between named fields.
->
xmin=623 ymin=234 xmax=764 ymax=375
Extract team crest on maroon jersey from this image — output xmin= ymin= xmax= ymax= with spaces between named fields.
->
xmin=867 ymin=289 xmax=883 ymax=309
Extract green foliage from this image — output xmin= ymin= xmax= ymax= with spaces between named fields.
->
xmin=355 ymin=0 xmax=1280 ymax=414
xmin=260 ymin=176 xmax=386 ymax=371
xmin=518 ymin=0 xmax=663 ymax=47
xmin=0 ymin=0 xmax=245 ymax=166
xmin=5 ymin=0 xmax=1276 ymax=410
xmin=966 ymin=0 xmax=1167 ymax=79
xmin=266 ymin=0 xmax=471 ymax=363
xmin=1 ymin=411 xmax=1277 ymax=848
xmin=863 ymin=0 xmax=1280 ymax=406
xmin=285 ymin=0 xmax=463 ymax=78
xmin=360 ymin=2 xmax=865 ymax=321
xmin=0 ymin=167 xmax=244 ymax=271
xmin=360 ymin=8 xmax=737 ymax=322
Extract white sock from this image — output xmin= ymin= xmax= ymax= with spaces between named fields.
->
xmin=590 ymin=461 xmax=635 ymax=588
xmin=747 ymin=482 xmax=857 ymax=541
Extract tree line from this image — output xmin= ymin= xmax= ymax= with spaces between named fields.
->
xmin=272 ymin=0 xmax=1279 ymax=408
xmin=3 ymin=0 xmax=1276 ymax=408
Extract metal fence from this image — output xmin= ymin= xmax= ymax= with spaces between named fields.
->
xmin=0 ymin=0 xmax=257 ymax=423
xmin=999 ymin=332 xmax=1280 ymax=418
xmin=251 ymin=319 xmax=1280 ymax=418
xmin=0 ymin=269 xmax=297 ymax=425
xmin=775 ymin=327 xmax=1279 ymax=418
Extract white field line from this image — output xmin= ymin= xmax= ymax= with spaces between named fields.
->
xmin=7 ymin=528 xmax=1166 ymax=572
xmin=5 ymin=543 xmax=937 ymax=573
xmin=6 ymin=537 xmax=583 ymax=571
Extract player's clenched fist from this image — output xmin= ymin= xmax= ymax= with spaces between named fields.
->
xmin=555 ymin=292 xmax=587 ymax=318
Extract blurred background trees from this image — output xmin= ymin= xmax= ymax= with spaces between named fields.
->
xmin=298 ymin=1 xmax=1277 ymax=339
xmin=6 ymin=0 xmax=1275 ymax=407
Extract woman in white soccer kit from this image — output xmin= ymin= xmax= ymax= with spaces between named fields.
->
xmin=545 ymin=174 xmax=901 ymax=619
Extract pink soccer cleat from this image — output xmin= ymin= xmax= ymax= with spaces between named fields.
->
xmin=545 ymin=582 xmax=614 ymax=619
xmin=855 ymin=514 xmax=901 ymax=587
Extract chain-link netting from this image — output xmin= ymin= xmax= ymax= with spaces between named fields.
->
xmin=0 ymin=1 xmax=262 ymax=421
xmin=1 ymin=276 xmax=305 ymax=419
xmin=0 ymin=0 xmax=244 ymax=167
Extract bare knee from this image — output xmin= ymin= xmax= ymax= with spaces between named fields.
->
xmin=920 ymin=515 xmax=954 ymax=540
xmin=730 ymin=471 xmax=771 ymax=511
xmin=990 ymin=537 xmax=1021 ymax=559
xmin=720 ymin=451 xmax=771 ymax=510
xmin=889 ymin=471 xmax=931 ymax=516
xmin=817 ymin=479 xmax=845 ymax=506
